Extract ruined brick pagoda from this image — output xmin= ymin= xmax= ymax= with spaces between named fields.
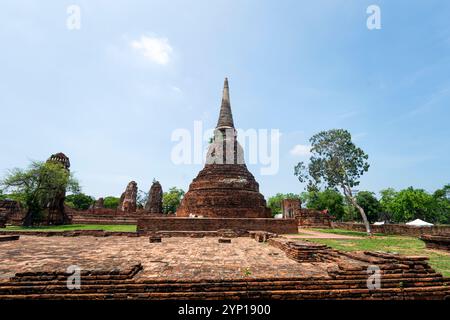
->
xmin=144 ymin=180 xmax=163 ymax=213
xmin=119 ymin=181 xmax=138 ymax=213
xmin=177 ymin=78 xmax=271 ymax=218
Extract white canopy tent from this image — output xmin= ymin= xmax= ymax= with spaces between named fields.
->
xmin=405 ymin=219 xmax=433 ymax=226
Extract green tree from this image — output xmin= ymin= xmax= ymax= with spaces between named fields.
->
xmin=103 ymin=196 xmax=120 ymax=209
xmin=267 ymin=193 xmax=301 ymax=216
xmin=342 ymin=201 xmax=359 ymax=221
xmin=389 ymin=187 xmax=442 ymax=223
xmin=0 ymin=161 xmax=79 ymax=226
xmin=162 ymin=187 xmax=185 ymax=214
xmin=432 ymin=184 xmax=450 ymax=224
xmin=294 ymin=129 xmax=372 ymax=234
xmin=65 ymin=193 xmax=95 ymax=211
xmin=379 ymin=188 xmax=397 ymax=219
xmin=355 ymin=191 xmax=382 ymax=223
xmin=304 ymin=189 xmax=346 ymax=220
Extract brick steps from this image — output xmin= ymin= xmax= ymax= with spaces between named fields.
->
xmin=0 ymin=280 xmax=446 ymax=295
xmin=0 ymin=230 xmax=140 ymax=237
xmin=0 ymin=285 xmax=448 ymax=300
xmin=70 ymin=215 xmax=137 ymax=225
xmin=1 ymin=275 xmax=448 ymax=299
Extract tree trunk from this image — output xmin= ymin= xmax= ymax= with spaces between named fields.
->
xmin=342 ymin=186 xmax=372 ymax=235
xmin=350 ymin=197 xmax=372 ymax=235
xmin=23 ymin=209 xmax=34 ymax=227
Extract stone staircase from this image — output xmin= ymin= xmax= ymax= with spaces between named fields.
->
xmin=0 ymin=262 xmax=448 ymax=300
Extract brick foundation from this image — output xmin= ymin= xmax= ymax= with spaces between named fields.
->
xmin=296 ymin=209 xmax=332 ymax=228
xmin=268 ymin=238 xmax=333 ymax=262
xmin=1 ymin=248 xmax=448 ymax=300
xmin=68 ymin=208 xmax=173 ymax=225
xmin=420 ymin=234 xmax=450 ymax=251
xmin=137 ymin=217 xmax=298 ymax=234
xmin=281 ymin=199 xmax=332 ymax=228
xmin=0 ymin=230 xmax=139 ymax=237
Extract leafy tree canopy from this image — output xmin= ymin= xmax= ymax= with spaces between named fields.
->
xmin=162 ymin=187 xmax=185 ymax=214
xmin=380 ymin=187 xmax=449 ymax=224
xmin=294 ymin=129 xmax=372 ymax=233
xmin=0 ymin=161 xmax=79 ymax=226
xmin=103 ymin=196 xmax=120 ymax=209
xmin=303 ymin=189 xmax=346 ymax=220
xmin=355 ymin=191 xmax=382 ymax=223
xmin=65 ymin=193 xmax=95 ymax=211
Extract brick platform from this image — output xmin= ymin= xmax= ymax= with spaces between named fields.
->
xmin=68 ymin=208 xmax=173 ymax=225
xmin=0 ymin=235 xmax=449 ymax=300
xmin=0 ymin=235 xmax=322 ymax=282
xmin=421 ymin=234 xmax=450 ymax=251
xmin=296 ymin=209 xmax=332 ymax=228
xmin=137 ymin=217 xmax=298 ymax=234
xmin=0 ymin=230 xmax=138 ymax=237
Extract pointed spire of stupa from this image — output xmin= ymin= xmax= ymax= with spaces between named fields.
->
xmin=216 ymin=77 xmax=235 ymax=128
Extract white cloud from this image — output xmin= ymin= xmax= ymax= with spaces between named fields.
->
xmin=171 ymin=86 xmax=182 ymax=93
xmin=130 ymin=35 xmax=173 ymax=65
xmin=290 ymin=144 xmax=311 ymax=157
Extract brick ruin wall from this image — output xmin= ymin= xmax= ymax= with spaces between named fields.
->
xmin=0 ymin=229 xmax=247 ymax=238
xmin=296 ymin=209 xmax=332 ymax=228
xmin=420 ymin=235 xmax=450 ymax=251
xmin=137 ymin=217 xmax=298 ymax=234
xmin=280 ymin=199 xmax=332 ymax=228
xmin=65 ymin=207 xmax=173 ymax=225
xmin=0 ymin=200 xmax=23 ymax=226
xmin=3 ymin=203 xmax=173 ymax=226
xmin=332 ymin=222 xmax=450 ymax=237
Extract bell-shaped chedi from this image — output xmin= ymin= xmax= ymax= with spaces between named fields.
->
xmin=177 ymin=78 xmax=271 ymax=218
xmin=144 ymin=180 xmax=163 ymax=213
xmin=48 ymin=152 xmax=71 ymax=170
xmin=119 ymin=181 xmax=138 ymax=213
xmin=44 ymin=152 xmax=72 ymax=225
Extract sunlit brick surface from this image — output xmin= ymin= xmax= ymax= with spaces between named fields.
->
xmin=0 ymin=236 xmax=330 ymax=282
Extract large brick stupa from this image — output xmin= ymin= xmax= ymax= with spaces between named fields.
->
xmin=176 ymin=78 xmax=271 ymax=218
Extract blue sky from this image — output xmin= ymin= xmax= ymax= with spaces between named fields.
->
xmin=1 ymin=0 xmax=449 ymax=199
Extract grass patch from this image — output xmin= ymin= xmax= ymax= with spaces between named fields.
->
xmin=307 ymin=228 xmax=384 ymax=237
xmin=4 ymin=224 xmax=137 ymax=232
xmin=304 ymin=235 xmax=450 ymax=277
